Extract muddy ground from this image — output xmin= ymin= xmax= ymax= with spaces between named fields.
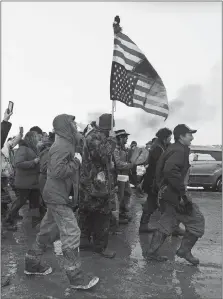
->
xmin=1 ymin=190 xmax=222 ymax=299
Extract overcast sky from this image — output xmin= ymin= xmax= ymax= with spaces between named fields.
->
xmin=2 ymin=2 xmax=222 ymax=145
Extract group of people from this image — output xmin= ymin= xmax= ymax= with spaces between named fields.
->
xmin=1 ymin=108 xmax=205 ymax=292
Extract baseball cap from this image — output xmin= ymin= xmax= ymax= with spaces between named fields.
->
xmin=173 ymin=124 xmax=197 ymax=138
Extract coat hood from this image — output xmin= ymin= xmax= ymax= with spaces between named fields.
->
xmin=53 ymin=114 xmax=76 ymax=144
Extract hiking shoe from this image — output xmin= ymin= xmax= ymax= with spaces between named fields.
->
xmin=24 ymin=264 xmax=52 ymax=275
xmin=70 ymin=270 xmax=99 ymax=290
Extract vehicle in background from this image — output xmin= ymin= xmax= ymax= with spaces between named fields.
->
xmin=189 ymin=146 xmax=222 ymax=192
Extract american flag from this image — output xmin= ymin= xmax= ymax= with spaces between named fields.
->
xmin=110 ymin=31 xmax=169 ymax=119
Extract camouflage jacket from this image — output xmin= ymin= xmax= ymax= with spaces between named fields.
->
xmin=79 ymin=128 xmax=117 ymax=213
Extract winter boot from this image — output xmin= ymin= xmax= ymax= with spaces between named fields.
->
xmin=93 ymin=232 xmax=116 ymax=259
xmin=147 ymin=230 xmax=168 ymax=262
xmin=95 ymin=247 xmax=116 ymax=259
xmin=64 ymin=248 xmax=99 ymax=290
xmin=24 ymin=249 xmax=52 ymax=275
xmin=176 ymin=232 xmax=200 ymax=265
xmin=172 ymin=225 xmax=185 ymax=237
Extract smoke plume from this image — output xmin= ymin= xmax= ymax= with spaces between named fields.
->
xmin=78 ymin=63 xmax=221 ymax=145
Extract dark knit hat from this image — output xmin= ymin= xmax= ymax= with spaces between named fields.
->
xmin=99 ymin=114 xmax=115 ymax=130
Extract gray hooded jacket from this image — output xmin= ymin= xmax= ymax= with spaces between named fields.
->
xmin=43 ymin=114 xmax=80 ymax=206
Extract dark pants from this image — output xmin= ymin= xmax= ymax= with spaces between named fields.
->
xmin=130 ymin=166 xmax=138 ymax=187
xmin=140 ymin=191 xmax=158 ymax=223
xmin=156 ymin=202 xmax=205 ymax=238
xmin=7 ymin=189 xmax=40 ymax=221
xmin=78 ymin=210 xmax=111 ymax=251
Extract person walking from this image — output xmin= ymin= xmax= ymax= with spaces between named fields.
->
xmin=146 ymin=124 xmax=205 ymax=265
xmin=139 ymin=128 xmax=172 ymax=233
xmin=78 ymin=114 xmax=117 ymax=258
xmin=3 ymin=131 xmax=41 ymax=229
xmin=24 ymin=114 xmax=99 ymax=290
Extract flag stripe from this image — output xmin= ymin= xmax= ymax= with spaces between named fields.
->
xmin=134 ymin=87 xmax=167 ymax=100
xmin=116 ymin=35 xmax=143 ymax=55
xmin=118 ymin=32 xmax=136 ymax=43
xmin=114 ymin=38 xmax=145 ymax=60
xmin=133 ymin=94 xmax=169 ymax=110
xmin=134 ymin=90 xmax=168 ymax=104
xmin=133 ymin=103 xmax=168 ymax=118
xmin=113 ymin=50 xmax=136 ymax=67
xmin=135 ymin=84 xmax=151 ymax=94
xmin=114 ymin=45 xmax=142 ymax=64
xmin=136 ymin=79 xmax=167 ymax=95
xmin=137 ymin=79 xmax=151 ymax=89
xmin=111 ymin=30 xmax=169 ymax=119
xmin=112 ymin=57 xmax=133 ymax=71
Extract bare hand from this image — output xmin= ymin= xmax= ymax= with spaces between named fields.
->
xmin=3 ymin=109 xmax=13 ymax=122
xmin=34 ymin=158 xmax=40 ymax=164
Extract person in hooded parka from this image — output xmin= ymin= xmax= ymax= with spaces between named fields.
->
xmin=24 ymin=114 xmax=99 ymax=291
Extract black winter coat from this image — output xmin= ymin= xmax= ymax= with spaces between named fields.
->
xmin=155 ymin=142 xmax=190 ymax=206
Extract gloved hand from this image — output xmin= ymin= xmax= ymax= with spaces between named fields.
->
xmin=74 ymin=153 xmax=82 ymax=164
xmin=177 ymin=195 xmax=193 ymax=215
xmin=182 ymin=192 xmax=192 ymax=204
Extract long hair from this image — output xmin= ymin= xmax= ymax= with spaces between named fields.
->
xmin=155 ymin=128 xmax=172 ymax=142
xmin=23 ymin=131 xmax=38 ymax=154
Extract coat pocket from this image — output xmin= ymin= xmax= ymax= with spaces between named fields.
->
xmin=162 ymin=185 xmax=180 ymax=206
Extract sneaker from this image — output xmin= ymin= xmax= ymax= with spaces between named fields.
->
xmin=24 ymin=251 xmax=52 ymax=275
xmin=70 ymin=271 xmax=99 ymax=290
xmin=24 ymin=264 xmax=52 ymax=275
